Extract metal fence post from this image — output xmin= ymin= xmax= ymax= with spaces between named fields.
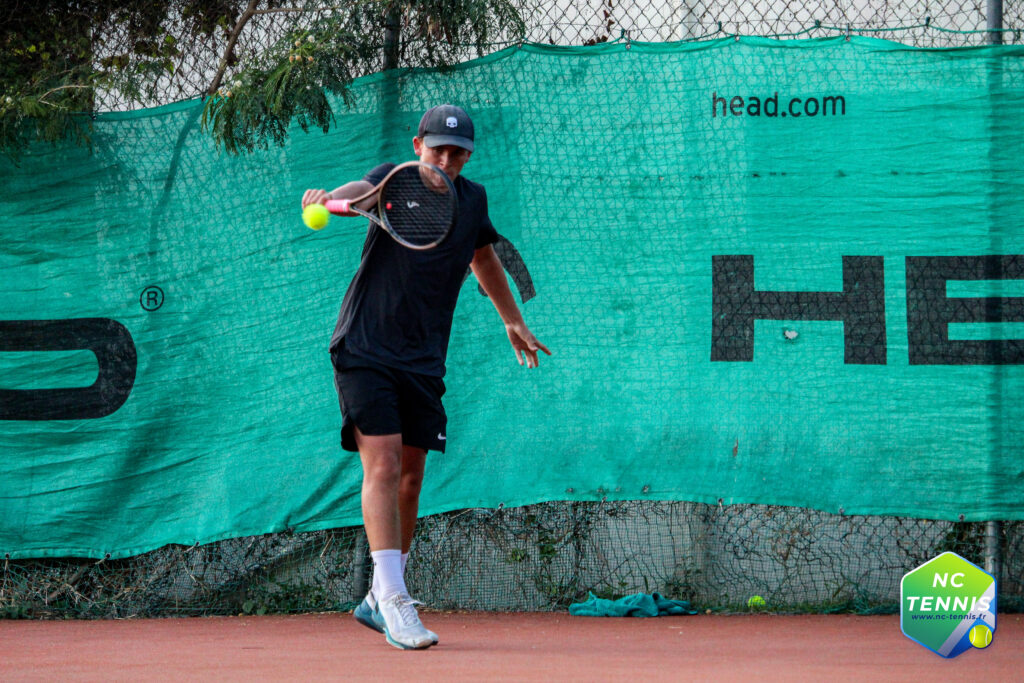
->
xmin=353 ymin=528 xmax=371 ymax=601
xmin=383 ymin=3 xmax=401 ymax=70
xmin=985 ymin=521 xmax=1002 ymax=583
xmin=988 ymin=0 xmax=1004 ymax=45
xmin=984 ymin=0 xmax=1005 ymax=588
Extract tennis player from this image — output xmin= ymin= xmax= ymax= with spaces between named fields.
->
xmin=301 ymin=104 xmax=550 ymax=650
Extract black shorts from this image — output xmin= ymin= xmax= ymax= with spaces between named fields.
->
xmin=331 ymin=343 xmax=447 ymax=453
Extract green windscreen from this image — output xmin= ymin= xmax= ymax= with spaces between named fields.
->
xmin=2 ymin=37 xmax=1022 ymax=561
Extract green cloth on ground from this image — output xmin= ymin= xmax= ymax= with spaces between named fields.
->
xmin=569 ymin=592 xmax=698 ymax=617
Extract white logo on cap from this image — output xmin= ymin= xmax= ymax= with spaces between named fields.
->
xmin=446 ymin=116 xmax=458 ymax=128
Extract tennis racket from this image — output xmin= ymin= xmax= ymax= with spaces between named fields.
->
xmin=325 ymin=161 xmax=457 ymax=250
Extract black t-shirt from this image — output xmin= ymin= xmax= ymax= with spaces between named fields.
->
xmin=329 ymin=163 xmax=499 ymax=377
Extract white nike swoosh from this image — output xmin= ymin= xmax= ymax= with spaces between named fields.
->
xmin=437 ymin=433 xmax=446 ymax=440
xmin=407 ymin=201 xmax=420 ymax=209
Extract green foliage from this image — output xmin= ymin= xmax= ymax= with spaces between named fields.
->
xmin=505 ymin=548 xmax=528 ymax=563
xmin=201 ymin=0 xmax=526 ymax=153
xmin=239 ymin=580 xmax=330 ymax=615
xmin=1 ymin=1 xmax=235 ymax=160
xmin=3 ymin=5 xmax=97 ymax=158
xmin=935 ymin=522 xmax=986 ymax=566
xmin=397 ymin=0 xmax=527 ymax=64
xmin=589 ymin=582 xmax=629 ymax=601
xmin=662 ymin=571 xmax=701 ymax=602
xmin=2 ymin=1 xmax=526 ymax=159
xmin=201 ymin=21 xmax=359 ymax=154
xmin=0 ymin=603 xmax=32 ymax=619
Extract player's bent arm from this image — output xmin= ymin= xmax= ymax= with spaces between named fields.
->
xmin=300 ymin=181 xmax=377 ymax=214
xmin=327 ymin=180 xmax=377 ymax=211
xmin=471 ymin=244 xmax=552 ymax=368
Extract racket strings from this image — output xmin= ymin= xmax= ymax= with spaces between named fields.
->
xmin=380 ymin=166 xmax=456 ymax=248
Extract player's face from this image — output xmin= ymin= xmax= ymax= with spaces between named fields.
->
xmin=413 ymin=137 xmax=471 ymax=181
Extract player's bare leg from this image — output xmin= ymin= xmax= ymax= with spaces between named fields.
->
xmin=355 ymin=428 xmax=433 ymax=650
xmin=398 ymin=446 xmax=426 ymax=554
xmin=397 ymin=446 xmax=436 ymax=643
xmin=357 ymin=430 xmax=403 ymax=551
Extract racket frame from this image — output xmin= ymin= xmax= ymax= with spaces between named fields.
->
xmin=324 ymin=161 xmax=457 ymax=250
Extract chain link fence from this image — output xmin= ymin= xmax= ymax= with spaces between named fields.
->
xmin=522 ymin=0 xmax=1022 ymax=46
xmin=4 ymin=504 xmax=1021 ymax=618
xmin=94 ymin=0 xmax=1022 ymax=111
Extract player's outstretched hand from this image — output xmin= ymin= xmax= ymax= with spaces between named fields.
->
xmin=505 ymin=322 xmax=551 ymax=369
xmin=302 ymin=189 xmax=329 ymax=209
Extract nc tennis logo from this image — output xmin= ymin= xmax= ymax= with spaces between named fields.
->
xmin=900 ymin=551 xmax=996 ymax=658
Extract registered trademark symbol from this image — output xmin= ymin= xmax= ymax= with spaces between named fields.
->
xmin=140 ymin=285 xmax=164 ymax=311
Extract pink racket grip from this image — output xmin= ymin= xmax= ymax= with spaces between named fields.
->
xmin=325 ymin=199 xmax=352 ymax=215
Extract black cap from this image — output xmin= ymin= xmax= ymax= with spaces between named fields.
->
xmin=417 ymin=104 xmax=474 ymax=152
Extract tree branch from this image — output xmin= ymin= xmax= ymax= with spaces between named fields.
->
xmin=37 ymin=84 xmax=92 ymax=103
xmin=251 ymin=4 xmax=351 ymax=15
xmin=252 ymin=7 xmax=305 ymax=15
xmin=207 ymin=0 xmax=260 ymax=97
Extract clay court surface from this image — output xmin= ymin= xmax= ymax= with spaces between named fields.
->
xmin=2 ymin=612 xmax=1020 ymax=681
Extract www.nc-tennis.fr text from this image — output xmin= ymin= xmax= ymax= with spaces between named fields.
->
xmin=712 ymin=92 xmax=847 ymax=118
xmin=910 ymin=613 xmax=989 ymax=621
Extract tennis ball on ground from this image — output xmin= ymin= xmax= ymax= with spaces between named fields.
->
xmin=302 ymin=203 xmax=329 ymax=230
xmin=747 ymin=595 xmax=766 ymax=609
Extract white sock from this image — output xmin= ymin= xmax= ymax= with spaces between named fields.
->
xmin=369 ymin=569 xmax=380 ymax=607
xmin=370 ymin=549 xmax=406 ymax=602
xmin=370 ymin=552 xmax=411 ymax=606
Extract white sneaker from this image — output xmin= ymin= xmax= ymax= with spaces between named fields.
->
xmin=376 ymin=592 xmax=436 ymax=650
xmin=357 ymin=591 xmax=438 ymax=645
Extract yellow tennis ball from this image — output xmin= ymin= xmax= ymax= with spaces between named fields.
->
xmin=968 ymin=624 xmax=992 ymax=648
xmin=302 ymin=203 xmax=329 ymax=230
xmin=747 ymin=595 xmax=766 ymax=608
